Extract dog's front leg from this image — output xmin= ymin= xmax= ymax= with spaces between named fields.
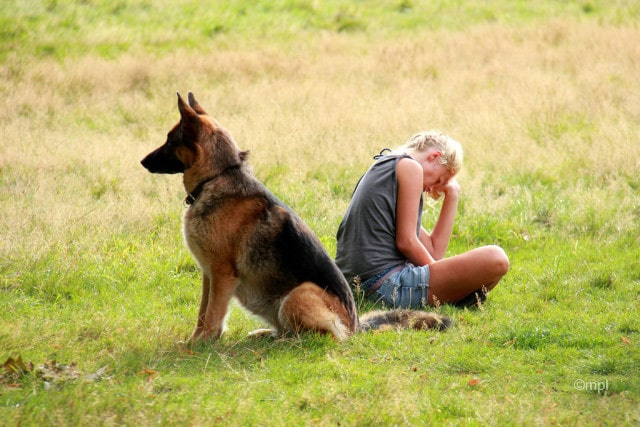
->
xmin=199 ymin=272 xmax=238 ymax=340
xmin=187 ymin=274 xmax=211 ymax=343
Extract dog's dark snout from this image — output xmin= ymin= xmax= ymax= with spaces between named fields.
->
xmin=140 ymin=145 xmax=185 ymax=175
xmin=140 ymin=153 xmax=153 ymax=171
xmin=140 ymin=148 xmax=161 ymax=173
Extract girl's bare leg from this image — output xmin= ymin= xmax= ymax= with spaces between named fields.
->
xmin=427 ymin=245 xmax=509 ymax=305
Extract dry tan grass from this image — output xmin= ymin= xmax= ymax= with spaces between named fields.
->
xmin=1 ymin=21 xmax=638 ymax=259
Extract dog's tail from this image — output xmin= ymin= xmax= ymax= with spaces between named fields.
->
xmin=358 ymin=309 xmax=451 ymax=332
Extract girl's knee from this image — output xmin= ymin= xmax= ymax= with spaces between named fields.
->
xmin=488 ymin=245 xmax=509 ymax=277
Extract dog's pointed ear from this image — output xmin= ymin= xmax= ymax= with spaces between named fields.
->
xmin=177 ymin=92 xmax=196 ymax=118
xmin=188 ymin=92 xmax=207 ymax=115
xmin=177 ymin=92 xmax=200 ymax=137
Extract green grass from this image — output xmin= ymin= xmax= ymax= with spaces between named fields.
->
xmin=2 ymin=0 xmax=640 ymax=425
xmin=2 ymin=0 xmax=639 ymax=61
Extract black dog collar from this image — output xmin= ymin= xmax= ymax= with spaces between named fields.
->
xmin=184 ymin=178 xmax=213 ymax=206
xmin=184 ymin=164 xmax=241 ymax=206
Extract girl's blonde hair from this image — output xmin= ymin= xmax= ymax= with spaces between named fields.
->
xmin=393 ymin=130 xmax=464 ymax=175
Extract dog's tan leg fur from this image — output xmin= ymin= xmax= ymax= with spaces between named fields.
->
xmin=189 ymin=275 xmax=211 ymax=342
xmin=203 ymin=274 xmax=238 ymax=340
xmin=278 ymin=282 xmax=353 ymax=341
xmin=189 ymin=269 xmax=238 ymax=342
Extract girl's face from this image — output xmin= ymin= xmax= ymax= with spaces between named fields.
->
xmin=421 ymin=150 xmax=454 ymax=194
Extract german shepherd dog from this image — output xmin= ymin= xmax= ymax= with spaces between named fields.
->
xmin=141 ymin=93 xmax=450 ymax=342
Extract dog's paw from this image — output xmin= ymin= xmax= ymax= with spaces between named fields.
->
xmin=247 ymin=328 xmax=276 ymax=338
xmin=186 ymin=331 xmax=202 ymax=344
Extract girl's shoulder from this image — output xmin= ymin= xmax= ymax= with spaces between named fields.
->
xmin=372 ymin=150 xmax=412 ymax=167
xmin=396 ymin=156 xmax=422 ymax=181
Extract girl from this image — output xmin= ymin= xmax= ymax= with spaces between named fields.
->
xmin=336 ymin=131 xmax=509 ymax=308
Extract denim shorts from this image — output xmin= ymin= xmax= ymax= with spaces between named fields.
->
xmin=363 ymin=263 xmax=430 ymax=309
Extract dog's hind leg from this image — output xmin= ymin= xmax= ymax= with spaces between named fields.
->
xmin=278 ymin=282 xmax=354 ymax=341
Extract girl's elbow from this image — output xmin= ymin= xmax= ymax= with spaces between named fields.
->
xmin=395 ymin=237 xmax=413 ymax=255
xmin=432 ymin=252 xmax=445 ymax=262
xmin=396 ymin=237 xmax=423 ymax=259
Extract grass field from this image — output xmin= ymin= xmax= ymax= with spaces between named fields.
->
xmin=1 ymin=0 xmax=639 ymax=425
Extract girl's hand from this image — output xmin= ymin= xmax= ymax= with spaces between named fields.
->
xmin=442 ymin=178 xmax=460 ymax=198
xmin=428 ymin=178 xmax=460 ymax=200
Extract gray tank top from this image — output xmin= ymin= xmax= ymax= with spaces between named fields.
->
xmin=336 ymin=153 xmax=423 ymax=284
